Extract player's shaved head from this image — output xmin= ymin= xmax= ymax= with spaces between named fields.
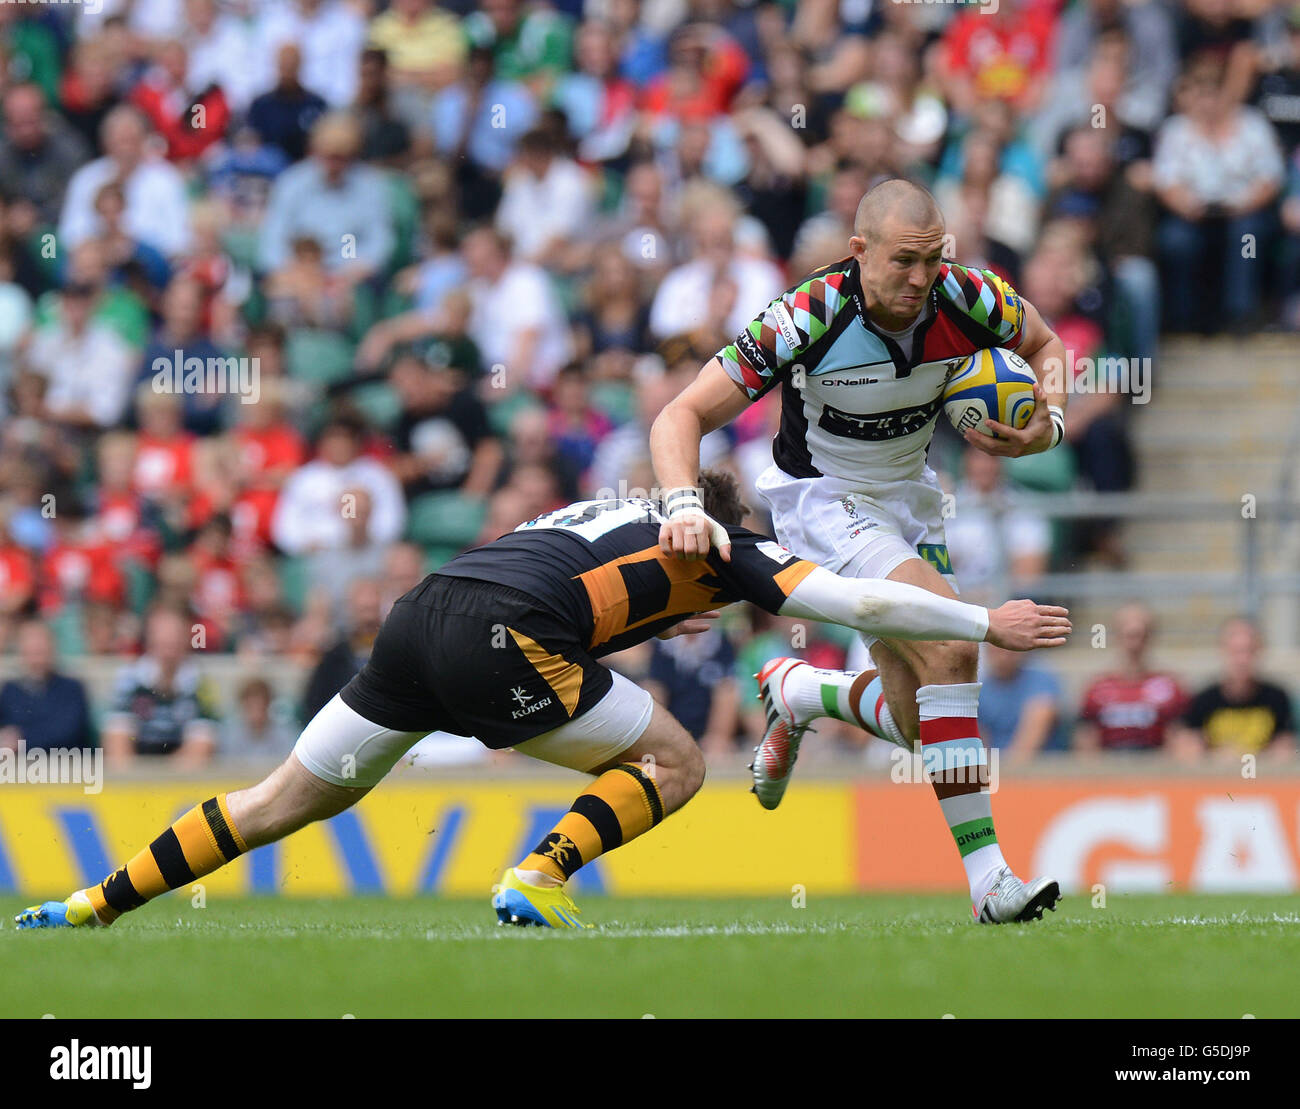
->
xmin=854 ymin=178 xmax=943 ymax=244
xmin=849 ymin=178 xmax=947 ymax=328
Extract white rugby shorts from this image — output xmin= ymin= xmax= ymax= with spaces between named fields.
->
xmin=754 ymin=463 xmax=958 ymax=650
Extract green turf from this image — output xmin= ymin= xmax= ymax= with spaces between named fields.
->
xmin=3 ymin=894 xmax=1298 ymax=1018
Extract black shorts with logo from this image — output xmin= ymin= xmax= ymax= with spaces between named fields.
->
xmin=339 ymin=577 xmax=614 ymax=748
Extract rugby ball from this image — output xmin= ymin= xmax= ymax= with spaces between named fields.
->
xmin=942 ymin=347 xmax=1036 ymax=439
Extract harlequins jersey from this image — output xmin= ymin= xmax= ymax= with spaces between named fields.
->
xmin=717 ymin=259 xmax=1026 ymax=483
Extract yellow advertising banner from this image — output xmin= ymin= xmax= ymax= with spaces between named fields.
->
xmin=4 ymin=776 xmax=1299 ymax=897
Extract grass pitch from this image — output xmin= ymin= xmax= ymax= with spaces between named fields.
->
xmin=3 ymin=893 xmax=1298 ymax=1018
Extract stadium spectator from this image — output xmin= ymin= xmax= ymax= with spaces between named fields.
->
xmin=934 ymin=126 xmax=1040 ymax=258
xmin=259 ymin=111 xmax=396 ymax=284
xmin=300 ymin=576 xmax=384 ymax=724
xmin=1075 ymin=603 xmax=1188 ymax=753
xmin=1045 ymin=124 xmax=1160 ymax=364
xmin=646 ymin=623 xmax=740 ymax=760
xmin=459 ymin=225 xmax=573 ymax=393
xmin=1254 ymin=8 xmax=1300 ymax=155
xmin=944 ymin=447 xmax=1051 ymax=608
xmin=128 ymin=38 xmax=231 ymax=163
xmin=0 ymin=84 xmax=91 ymax=229
xmin=1153 ymin=60 xmax=1284 ymax=332
xmin=24 ymin=277 xmax=136 ymax=431
xmin=220 ymin=675 xmax=298 ymax=763
xmin=940 ymin=0 xmax=1058 ymax=115
xmin=495 ymin=128 xmax=596 ymax=266
xmin=571 ymin=249 xmax=652 ymax=364
xmin=464 ymin=0 xmax=573 ymax=93
xmin=264 ymin=236 xmax=355 ymax=330
xmin=553 ymin=17 xmax=638 ymax=163
xmin=648 ymin=189 xmax=783 ymax=340
xmin=977 ymin=643 xmax=1068 ymax=763
xmin=59 ymin=37 xmax=122 ymax=155
xmin=185 ymin=0 xmax=265 ymax=115
xmin=354 ymin=47 xmax=413 ymax=168
xmin=1036 ymin=23 xmax=1174 ymax=159
xmin=247 ymin=43 xmax=329 ymax=164
xmin=389 ymin=348 xmax=501 ymax=497
xmin=102 ymin=604 xmax=220 ymax=768
xmin=546 ymin=363 xmax=613 ymax=486
xmin=140 ymin=276 xmax=232 ymax=435
xmin=1174 ymin=616 xmax=1297 ymax=763
xmin=59 ymin=105 xmax=193 ymax=259
xmin=367 ymin=0 xmax=466 ymax=127
xmin=270 ymin=413 xmax=406 ymax=600
xmin=431 ymin=45 xmax=538 ymax=218
xmin=257 ymin=0 xmax=369 ymax=111
xmin=0 ymin=619 xmax=94 ymax=752
xmin=90 ymin=179 xmax=172 ymax=301
xmin=1175 ymin=0 xmax=1259 ymax=105
xmin=131 ymin=386 xmax=195 ymax=509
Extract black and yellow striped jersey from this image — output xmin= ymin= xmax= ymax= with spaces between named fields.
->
xmin=434 ymin=498 xmax=816 ymax=656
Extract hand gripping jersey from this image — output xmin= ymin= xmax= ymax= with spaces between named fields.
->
xmin=717 ymin=259 xmax=1026 ymax=483
xmin=435 ymin=497 xmax=816 ymax=656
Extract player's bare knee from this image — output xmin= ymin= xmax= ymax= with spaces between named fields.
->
xmin=679 ymin=740 xmax=706 ymax=799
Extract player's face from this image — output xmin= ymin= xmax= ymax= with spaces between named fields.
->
xmin=852 ymin=218 xmax=946 ymax=329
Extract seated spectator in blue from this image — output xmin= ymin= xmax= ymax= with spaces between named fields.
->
xmin=138 ymin=274 xmax=229 ymax=435
xmin=248 ymin=42 xmax=328 ymax=163
xmin=646 ymin=621 xmax=739 ymax=760
xmin=258 ymin=111 xmax=395 ymax=286
xmin=978 ymin=644 xmax=1068 ymax=762
xmin=206 ymin=126 xmax=290 ymax=229
xmin=431 ymin=46 xmax=536 ymax=218
xmin=0 ymin=619 xmax=93 ymax=751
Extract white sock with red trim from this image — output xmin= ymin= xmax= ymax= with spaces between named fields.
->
xmin=916 ymin=682 xmax=1007 ymax=902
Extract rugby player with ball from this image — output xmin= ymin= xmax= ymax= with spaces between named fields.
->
xmin=652 ymin=179 xmax=1070 ymax=923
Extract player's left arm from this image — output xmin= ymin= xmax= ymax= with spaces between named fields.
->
xmin=966 ymin=297 xmax=1068 ymax=459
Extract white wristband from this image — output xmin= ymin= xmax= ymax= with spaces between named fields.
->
xmin=663 ymin=486 xmax=703 ymax=518
xmin=1047 ymin=404 xmax=1065 ymax=449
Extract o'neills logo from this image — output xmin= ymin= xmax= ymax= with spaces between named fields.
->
xmin=957 ymin=826 xmax=996 ymax=849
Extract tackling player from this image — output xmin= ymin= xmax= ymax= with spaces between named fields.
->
xmin=17 ymin=472 xmax=1068 ymax=932
xmin=651 ymin=179 xmax=1071 ymax=923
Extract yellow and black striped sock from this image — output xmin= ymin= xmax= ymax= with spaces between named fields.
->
xmin=85 ymin=795 xmax=247 ymax=924
xmin=520 ymin=763 xmax=664 ymax=883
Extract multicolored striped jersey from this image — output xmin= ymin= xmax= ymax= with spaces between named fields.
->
xmin=716 ymin=258 xmax=1026 ymax=483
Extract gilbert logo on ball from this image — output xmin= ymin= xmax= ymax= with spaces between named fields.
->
xmin=942 ymin=347 xmax=1036 ymax=439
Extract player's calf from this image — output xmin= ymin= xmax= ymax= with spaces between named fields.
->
xmin=15 ymin=755 xmax=364 ymax=929
xmin=499 ymin=704 xmax=704 ymax=926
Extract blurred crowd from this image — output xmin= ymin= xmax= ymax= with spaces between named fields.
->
xmin=0 ymin=0 xmax=1295 ymax=766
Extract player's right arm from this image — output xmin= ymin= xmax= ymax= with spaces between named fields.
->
xmin=779 ymin=565 xmax=1071 ymax=651
xmin=650 ymin=356 xmax=751 ymax=562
